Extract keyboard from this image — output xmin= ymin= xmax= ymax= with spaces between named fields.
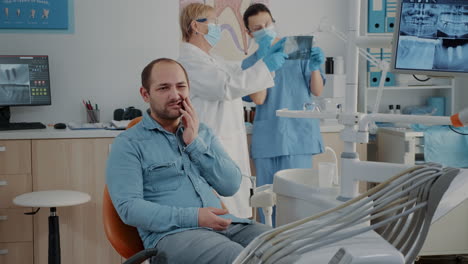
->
xmin=0 ymin=122 xmax=46 ymax=131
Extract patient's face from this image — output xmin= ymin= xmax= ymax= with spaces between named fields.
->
xmin=142 ymin=62 xmax=189 ymax=121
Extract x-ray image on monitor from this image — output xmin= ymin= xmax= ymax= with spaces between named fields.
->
xmin=395 ymin=36 xmax=438 ymax=70
xmin=437 ymin=5 xmax=468 ymax=38
xmin=392 ymin=0 xmax=468 ymax=76
xmin=400 ymin=3 xmax=439 ymax=38
xmin=434 ymin=38 xmax=468 ymax=71
xmin=0 ymin=64 xmax=31 ymax=105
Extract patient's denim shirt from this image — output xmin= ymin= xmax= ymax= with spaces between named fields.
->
xmin=106 ymin=112 xmax=252 ymax=249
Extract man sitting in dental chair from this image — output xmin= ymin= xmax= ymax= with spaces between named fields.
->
xmin=106 ymin=58 xmax=271 ymax=264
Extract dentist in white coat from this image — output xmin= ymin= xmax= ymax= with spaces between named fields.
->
xmin=178 ymin=3 xmax=287 ymax=218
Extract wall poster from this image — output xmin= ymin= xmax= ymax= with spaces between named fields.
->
xmin=0 ymin=0 xmax=68 ymax=29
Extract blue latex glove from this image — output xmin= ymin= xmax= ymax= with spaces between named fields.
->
xmin=263 ymin=38 xmax=288 ymax=72
xmin=256 ymin=34 xmax=274 ymax=59
xmin=309 ymin=47 xmax=325 ymax=71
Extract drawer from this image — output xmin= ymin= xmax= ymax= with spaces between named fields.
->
xmin=0 ymin=208 xmax=33 ymax=242
xmin=0 ymin=242 xmax=33 ymax=264
xmin=0 ymin=174 xmax=32 ymax=208
xmin=0 ymin=140 xmax=31 ymax=175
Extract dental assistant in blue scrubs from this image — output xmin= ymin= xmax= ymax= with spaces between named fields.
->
xmin=242 ymin=3 xmax=326 ymax=225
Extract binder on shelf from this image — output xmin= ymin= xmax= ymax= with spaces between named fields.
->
xmin=369 ymin=72 xmax=381 ymax=87
xmin=367 ymin=48 xmax=382 ymax=72
xmin=382 ymin=48 xmax=396 ymax=86
xmin=368 ymin=0 xmax=386 ymax=33
xmin=368 ymin=48 xmax=383 ymax=87
xmin=385 ymin=0 xmax=397 ymax=32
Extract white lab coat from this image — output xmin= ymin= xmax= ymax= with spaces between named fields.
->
xmin=178 ymin=42 xmax=275 ymax=218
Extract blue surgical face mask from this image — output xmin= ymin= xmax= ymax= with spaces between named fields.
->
xmin=204 ymin=23 xmax=221 ymax=47
xmin=252 ymin=25 xmax=277 ymax=44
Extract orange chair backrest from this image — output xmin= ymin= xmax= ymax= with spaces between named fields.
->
xmin=102 ymin=186 xmax=144 ymax=259
xmin=126 ymin=116 xmax=143 ymax=129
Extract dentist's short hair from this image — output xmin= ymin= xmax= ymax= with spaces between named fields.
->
xmin=180 ymin=3 xmax=214 ymax=42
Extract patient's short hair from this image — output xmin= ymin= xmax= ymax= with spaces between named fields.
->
xmin=141 ymin=58 xmax=189 ymax=92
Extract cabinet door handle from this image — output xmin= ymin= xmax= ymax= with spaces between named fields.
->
xmin=0 ymin=180 xmax=7 ymax=186
xmin=0 ymin=216 xmax=7 ymax=221
xmin=0 ymin=249 xmax=8 ymax=255
xmin=0 ymin=146 xmax=5 ymax=152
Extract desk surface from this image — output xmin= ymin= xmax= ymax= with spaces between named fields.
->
xmin=0 ymin=124 xmax=344 ymax=140
xmin=0 ymin=127 xmax=123 ymax=140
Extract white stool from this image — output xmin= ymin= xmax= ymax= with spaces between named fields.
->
xmin=13 ymin=190 xmax=91 ymax=264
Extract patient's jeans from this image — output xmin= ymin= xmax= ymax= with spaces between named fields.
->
xmin=151 ymin=223 xmax=271 ymax=264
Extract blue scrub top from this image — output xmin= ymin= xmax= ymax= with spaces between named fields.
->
xmin=242 ymin=52 xmax=325 ymax=159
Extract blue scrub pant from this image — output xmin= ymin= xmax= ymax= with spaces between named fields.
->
xmin=254 ymin=154 xmax=313 ymax=227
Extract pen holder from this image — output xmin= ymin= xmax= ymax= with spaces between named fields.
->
xmin=86 ymin=109 xmax=100 ymax=123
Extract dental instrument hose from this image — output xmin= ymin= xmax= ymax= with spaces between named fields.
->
xmin=234 ymin=165 xmax=426 ymax=264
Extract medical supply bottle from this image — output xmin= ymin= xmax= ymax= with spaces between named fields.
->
xmin=334 ymin=56 xmax=344 ymax=75
xmin=244 ymin=107 xmax=248 ymax=122
xmin=325 ymin=57 xmax=334 ymax=74
xmin=250 ymin=107 xmax=256 ymax=124
xmin=388 ymin=105 xmax=394 ymax=114
xmin=395 ymin=105 xmax=401 ymax=114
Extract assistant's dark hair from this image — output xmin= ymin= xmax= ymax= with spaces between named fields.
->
xmin=141 ymin=58 xmax=189 ymax=92
xmin=243 ymin=3 xmax=274 ymax=32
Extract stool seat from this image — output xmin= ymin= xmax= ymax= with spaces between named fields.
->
xmin=13 ymin=190 xmax=91 ymax=208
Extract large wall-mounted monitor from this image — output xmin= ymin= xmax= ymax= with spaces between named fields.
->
xmin=391 ymin=0 xmax=468 ymax=77
xmin=0 ymin=55 xmax=51 ymax=107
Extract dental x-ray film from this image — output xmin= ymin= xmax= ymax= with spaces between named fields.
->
xmin=393 ymin=0 xmax=468 ymax=74
xmin=283 ymin=36 xmax=314 ymax=60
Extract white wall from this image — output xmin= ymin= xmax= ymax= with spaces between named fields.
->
xmin=0 ymin=0 xmax=347 ymax=124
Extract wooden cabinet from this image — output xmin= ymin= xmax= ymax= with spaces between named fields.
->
xmin=31 ymin=138 xmax=121 ymax=264
xmin=0 ymin=140 xmax=31 ymax=175
xmin=0 ymin=140 xmax=34 ymax=264
xmin=0 ymin=242 xmax=33 ymax=264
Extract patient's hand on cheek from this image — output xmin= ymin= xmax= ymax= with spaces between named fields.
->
xmin=198 ymin=207 xmax=232 ymax=231
xmin=180 ymin=97 xmax=199 ymax=145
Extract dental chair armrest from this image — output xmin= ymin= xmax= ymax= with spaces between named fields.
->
xmin=122 ymin=248 xmax=159 ymax=264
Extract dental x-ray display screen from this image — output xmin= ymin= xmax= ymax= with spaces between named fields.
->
xmin=0 ymin=55 xmax=51 ymax=106
xmin=392 ymin=0 xmax=468 ymax=76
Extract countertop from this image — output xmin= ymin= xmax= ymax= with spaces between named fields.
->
xmin=0 ymin=127 xmax=123 ymax=140
xmin=0 ymin=124 xmax=344 ymax=140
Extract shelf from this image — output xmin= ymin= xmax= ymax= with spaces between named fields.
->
xmin=364 ymin=33 xmax=394 ymax=37
xmin=367 ymin=85 xmax=453 ymax=91
xmin=276 ymin=109 xmax=338 ymax=119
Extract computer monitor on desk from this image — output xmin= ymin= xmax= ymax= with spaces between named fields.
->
xmin=391 ymin=0 xmax=468 ymax=77
xmin=0 ymin=55 xmax=50 ymax=130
